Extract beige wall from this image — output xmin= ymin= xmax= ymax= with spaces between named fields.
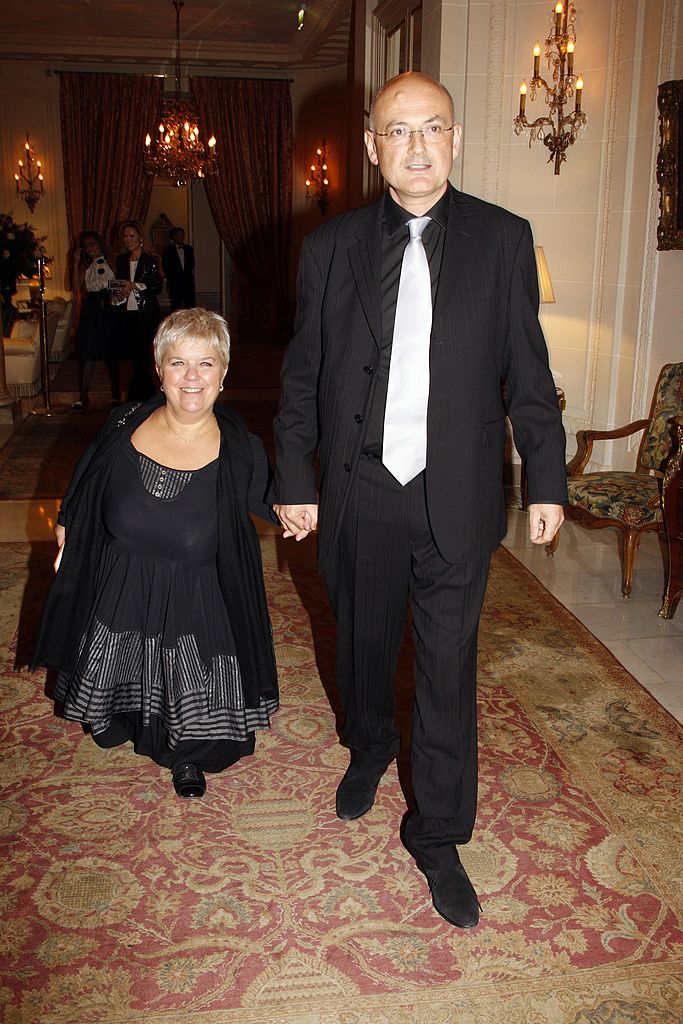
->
xmin=0 ymin=63 xmax=69 ymax=300
xmin=419 ymin=0 xmax=682 ymax=471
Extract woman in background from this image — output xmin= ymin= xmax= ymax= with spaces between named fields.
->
xmin=111 ymin=220 xmax=162 ymax=401
xmin=71 ymin=231 xmax=117 ymax=410
xmin=33 ymin=308 xmax=279 ymax=799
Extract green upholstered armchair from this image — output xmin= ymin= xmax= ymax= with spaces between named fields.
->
xmin=547 ymin=362 xmax=683 ymax=597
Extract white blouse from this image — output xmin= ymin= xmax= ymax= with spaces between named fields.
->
xmin=84 ymin=256 xmax=114 ymax=293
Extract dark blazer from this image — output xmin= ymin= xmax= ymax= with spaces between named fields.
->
xmin=273 ymin=186 xmax=568 ymax=567
xmin=162 ymin=242 xmax=196 ymax=308
xmin=115 ymin=250 xmax=162 ymax=325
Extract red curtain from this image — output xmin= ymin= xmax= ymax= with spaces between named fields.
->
xmin=190 ymin=77 xmax=293 ymax=339
xmin=60 ymin=72 xmax=163 ymax=256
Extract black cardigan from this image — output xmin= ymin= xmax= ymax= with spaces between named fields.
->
xmin=32 ymin=395 xmax=278 ymax=707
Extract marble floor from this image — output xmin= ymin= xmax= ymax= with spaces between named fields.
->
xmin=1 ymin=495 xmax=680 ymax=723
xmin=503 ymin=510 xmax=682 ymax=724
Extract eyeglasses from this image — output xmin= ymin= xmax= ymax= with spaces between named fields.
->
xmin=371 ymin=123 xmax=456 ymax=145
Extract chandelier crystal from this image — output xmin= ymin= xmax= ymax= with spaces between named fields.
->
xmin=144 ymin=0 xmax=216 ymax=187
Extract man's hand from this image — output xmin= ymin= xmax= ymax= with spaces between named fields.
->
xmin=528 ymin=503 xmax=564 ymax=544
xmin=273 ymin=503 xmax=318 ymax=542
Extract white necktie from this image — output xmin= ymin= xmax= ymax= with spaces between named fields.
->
xmin=382 ymin=216 xmax=432 ymax=486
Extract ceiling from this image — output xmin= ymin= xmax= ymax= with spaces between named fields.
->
xmin=6 ymin=0 xmax=352 ymax=71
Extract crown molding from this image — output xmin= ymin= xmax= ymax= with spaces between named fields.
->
xmin=6 ymin=0 xmax=351 ymax=71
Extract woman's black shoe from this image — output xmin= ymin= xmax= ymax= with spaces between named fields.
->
xmin=172 ymin=763 xmax=206 ymax=798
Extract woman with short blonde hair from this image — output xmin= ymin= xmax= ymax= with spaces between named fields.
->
xmin=33 ymin=308 xmax=279 ymax=799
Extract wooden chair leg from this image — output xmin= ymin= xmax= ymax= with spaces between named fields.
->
xmin=621 ymin=528 xmax=639 ymax=597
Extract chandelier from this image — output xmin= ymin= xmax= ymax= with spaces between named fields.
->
xmin=513 ymin=1 xmax=587 ymax=175
xmin=144 ymin=0 xmax=216 ymax=187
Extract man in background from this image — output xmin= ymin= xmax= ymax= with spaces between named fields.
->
xmin=162 ymin=227 xmax=195 ymax=310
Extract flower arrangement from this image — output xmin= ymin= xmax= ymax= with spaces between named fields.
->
xmin=0 ymin=211 xmax=50 ymax=298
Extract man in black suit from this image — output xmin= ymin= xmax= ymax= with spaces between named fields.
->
xmin=162 ymin=228 xmax=196 ymax=309
xmin=273 ymin=73 xmax=567 ymax=928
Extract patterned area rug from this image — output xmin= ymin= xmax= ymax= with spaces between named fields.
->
xmin=0 ymin=539 xmax=681 ymax=1024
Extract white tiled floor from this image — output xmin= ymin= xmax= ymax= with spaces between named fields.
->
xmin=503 ymin=510 xmax=683 ymax=723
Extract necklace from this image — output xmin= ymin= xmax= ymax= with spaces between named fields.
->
xmin=162 ymin=409 xmax=216 ymax=444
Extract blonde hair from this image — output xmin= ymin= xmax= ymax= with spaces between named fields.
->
xmin=154 ymin=308 xmax=231 ymax=368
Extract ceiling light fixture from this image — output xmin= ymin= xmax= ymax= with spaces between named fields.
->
xmin=143 ymin=0 xmax=216 ymax=187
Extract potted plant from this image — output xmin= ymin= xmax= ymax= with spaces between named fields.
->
xmin=0 ymin=212 xmax=50 ymax=335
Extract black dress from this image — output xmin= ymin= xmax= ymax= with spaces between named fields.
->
xmin=75 ymin=293 xmax=112 ymax=362
xmin=54 ymin=439 xmax=277 ymax=772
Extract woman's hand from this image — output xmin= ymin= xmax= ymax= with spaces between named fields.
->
xmin=54 ymin=524 xmax=65 ymax=572
xmin=273 ymin=503 xmax=318 ymax=541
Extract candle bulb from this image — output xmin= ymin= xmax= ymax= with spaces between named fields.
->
xmin=555 ymin=2 xmax=563 ymax=33
xmin=575 ymin=76 xmax=583 ymax=112
xmin=567 ymin=40 xmax=575 ymax=76
xmin=519 ymin=80 xmax=527 ymax=116
xmin=533 ymin=42 xmax=541 ymax=80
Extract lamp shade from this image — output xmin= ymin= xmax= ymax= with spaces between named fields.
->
xmin=534 ymin=245 xmax=555 ymax=304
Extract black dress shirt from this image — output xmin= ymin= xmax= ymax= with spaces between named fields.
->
xmin=363 ymin=189 xmax=450 ymax=456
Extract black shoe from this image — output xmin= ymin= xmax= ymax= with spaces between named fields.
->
xmin=172 ymin=763 xmax=206 ymax=799
xmin=403 ymin=832 xmax=481 ymax=929
xmin=71 ymin=399 xmax=87 ymax=411
xmin=335 ymin=752 xmax=393 ymax=820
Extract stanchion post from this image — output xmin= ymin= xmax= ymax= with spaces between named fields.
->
xmin=31 ymin=254 xmax=54 ymax=417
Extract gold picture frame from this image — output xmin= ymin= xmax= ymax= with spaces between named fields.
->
xmin=657 ymin=79 xmax=683 ymax=251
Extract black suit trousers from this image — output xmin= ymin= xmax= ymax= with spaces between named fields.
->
xmin=322 ymin=454 xmax=490 ymax=868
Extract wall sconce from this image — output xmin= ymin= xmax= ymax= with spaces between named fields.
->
xmin=297 ymin=3 xmax=306 ymax=30
xmin=513 ymin=1 xmax=587 ymax=175
xmin=306 ymin=139 xmax=329 ymax=215
xmin=14 ymin=134 xmax=45 ymax=213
